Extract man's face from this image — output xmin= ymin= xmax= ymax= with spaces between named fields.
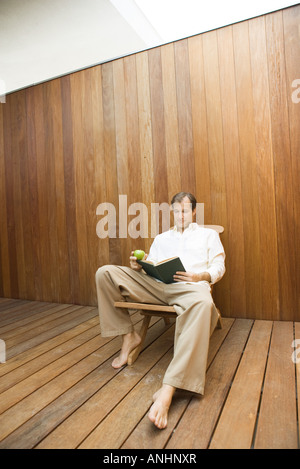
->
xmin=172 ymin=196 xmax=196 ymax=232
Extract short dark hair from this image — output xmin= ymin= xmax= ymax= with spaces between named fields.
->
xmin=171 ymin=192 xmax=197 ymax=211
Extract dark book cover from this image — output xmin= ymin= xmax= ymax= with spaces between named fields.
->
xmin=137 ymin=257 xmax=185 ymax=283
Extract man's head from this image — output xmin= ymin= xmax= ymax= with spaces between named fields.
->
xmin=171 ymin=192 xmax=197 ymax=232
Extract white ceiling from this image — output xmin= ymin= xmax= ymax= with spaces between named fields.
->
xmin=0 ymin=0 xmax=297 ymax=95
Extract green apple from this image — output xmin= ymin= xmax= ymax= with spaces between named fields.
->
xmin=133 ymin=249 xmax=145 ymax=260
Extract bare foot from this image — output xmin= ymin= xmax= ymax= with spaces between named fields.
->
xmin=112 ymin=331 xmax=141 ymax=369
xmin=148 ymin=384 xmax=175 ymax=429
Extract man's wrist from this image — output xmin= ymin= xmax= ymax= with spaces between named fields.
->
xmin=197 ymin=272 xmax=211 ymax=282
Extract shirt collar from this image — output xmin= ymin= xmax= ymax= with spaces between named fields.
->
xmin=172 ymin=222 xmax=198 ymax=233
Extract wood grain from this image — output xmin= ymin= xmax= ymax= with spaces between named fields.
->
xmin=209 ymin=320 xmax=272 ymax=448
xmin=233 ymin=21 xmax=262 ymax=317
xmin=166 ymin=319 xmax=253 ymax=449
xmin=217 ymin=26 xmax=246 ymax=317
xmin=254 ymin=321 xmax=298 ymax=449
xmin=265 ymin=11 xmax=297 ymax=320
xmin=282 ymin=6 xmax=300 ymax=315
xmin=0 ymin=300 xmax=299 ymax=448
xmin=248 ymin=17 xmax=279 ymax=319
xmin=0 ymin=5 xmax=299 ymax=320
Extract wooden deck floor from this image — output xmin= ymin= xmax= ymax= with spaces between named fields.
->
xmin=0 ymin=298 xmax=299 ymax=450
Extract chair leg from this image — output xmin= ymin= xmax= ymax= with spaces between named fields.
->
xmin=127 ymin=314 xmax=151 ymax=365
xmin=216 ymin=310 xmax=222 ymax=329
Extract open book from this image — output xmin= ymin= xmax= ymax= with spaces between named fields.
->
xmin=137 ymin=256 xmax=185 ymax=284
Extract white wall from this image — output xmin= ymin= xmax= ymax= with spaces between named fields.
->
xmin=0 ymin=0 xmax=151 ymax=94
xmin=0 ymin=0 xmax=296 ymax=95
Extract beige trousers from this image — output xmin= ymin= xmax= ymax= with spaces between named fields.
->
xmin=95 ymin=265 xmax=219 ymax=395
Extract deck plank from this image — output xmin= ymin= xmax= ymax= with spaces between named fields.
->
xmin=0 ymin=299 xmax=299 ymax=449
xmin=121 ymin=318 xmax=235 ymax=449
xmin=0 ymin=311 xmax=149 ymax=441
xmin=78 ymin=351 xmax=174 ymax=449
xmin=0 ymin=303 xmax=81 ymax=335
xmin=4 ymin=306 xmax=97 ymax=359
xmin=0 ymin=321 xmax=100 ymax=394
xmin=79 ymin=319 xmax=235 ymax=450
xmin=166 ymin=319 xmax=253 ymax=449
xmin=254 ymin=321 xmax=298 ymax=449
xmin=0 ymin=317 xmax=99 ymax=378
xmin=1 ymin=321 xmax=174 ymax=449
xmin=209 ymin=320 xmax=272 ymax=448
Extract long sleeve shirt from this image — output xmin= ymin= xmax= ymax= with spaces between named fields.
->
xmin=147 ymin=223 xmax=225 ymax=285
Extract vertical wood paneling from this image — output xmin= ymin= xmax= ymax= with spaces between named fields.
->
xmin=201 ymin=30 xmax=229 ymax=313
xmin=148 ymin=48 xmax=169 ymax=205
xmin=71 ymin=72 xmax=90 ymax=304
xmin=0 ymin=98 xmax=10 ymax=297
xmin=101 ymin=62 xmax=122 ymax=267
xmin=160 ymin=44 xmax=181 ymax=203
xmin=25 ymin=87 xmax=42 ymax=301
xmin=233 ymin=21 xmax=262 ymax=316
xmin=22 ymin=88 xmax=36 ymax=301
xmin=91 ymin=66 xmax=109 ymax=275
xmin=124 ymin=55 xmax=147 ymax=256
xmin=50 ymin=78 xmax=70 ymax=303
xmin=0 ymin=5 xmax=299 ymax=320
xmin=44 ymin=82 xmax=60 ymax=301
xmin=35 ymin=85 xmax=52 ymax=301
xmin=136 ymin=51 xmax=155 ymax=253
xmin=202 ymin=31 xmax=227 ymax=228
xmin=188 ymin=35 xmax=212 ymax=223
xmin=60 ymin=75 xmax=80 ymax=304
xmin=3 ymin=96 xmax=19 ymax=299
xmin=11 ymin=91 xmax=27 ymax=298
xmin=282 ymin=6 xmax=300 ymax=316
xmin=113 ymin=58 xmax=130 ymax=261
xmin=266 ymin=11 xmax=297 ymax=320
xmin=249 ymin=17 xmax=280 ymax=319
xmin=217 ymin=26 xmax=246 ymax=317
xmin=124 ymin=55 xmax=142 ymax=208
xmin=174 ymin=40 xmax=196 ymax=194
xmin=2 ymin=98 xmax=14 ymax=297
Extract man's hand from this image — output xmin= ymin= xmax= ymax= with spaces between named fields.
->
xmin=173 ymin=271 xmax=211 ymax=283
xmin=130 ymin=251 xmax=148 ymax=271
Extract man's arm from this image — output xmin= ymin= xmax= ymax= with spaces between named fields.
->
xmin=173 ymin=251 xmax=225 ymax=284
xmin=205 ymin=253 xmax=225 ymax=284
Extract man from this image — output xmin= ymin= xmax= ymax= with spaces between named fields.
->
xmin=95 ymin=192 xmax=225 ymax=429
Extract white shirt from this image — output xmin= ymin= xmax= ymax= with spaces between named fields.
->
xmin=147 ymin=223 xmax=225 ymax=285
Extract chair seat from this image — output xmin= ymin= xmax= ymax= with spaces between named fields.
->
xmin=114 ymin=301 xmax=177 ymax=316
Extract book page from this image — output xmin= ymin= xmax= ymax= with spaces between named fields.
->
xmin=156 ymin=256 xmax=178 ymax=265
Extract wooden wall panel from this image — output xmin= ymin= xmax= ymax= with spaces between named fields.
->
xmin=136 ymin=51 xmax=155 ymax=253
xmin=188 ymin=35 xmax=212 ymax=223
xmin=174 ymin=40 xmax=196 ymax=194
xmin=248 ymin=17 xmax=280 ymax=319
xmin=148 ymin=48 xmax=169 ymax=205
xmin=217 ymin=26 xmax=246 ymax=317
xmin=283 ymin=6 xmax=300 ymax=314
xmin=160 ymin=44 xmax=181 ymax=203
xmin=265 ymin=11 xmax=298 ymax=319
xmin=60 ymin=75 xmax=80 ymax=304
xmin=233 ymin=21 xmax=263 ymax=317
xmin=25 ymin=87 xmax=42 ymax=301
xmin=0 ymin=5 xmax=299 ymax=320
xmin=201 ymin=30 xmax=230 ymax=314
xmin=0 ymin=100 xmax=9 ymax=297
